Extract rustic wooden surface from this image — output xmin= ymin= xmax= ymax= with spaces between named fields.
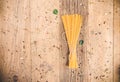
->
xmin=0 ymin=0 xmax=119 ymax=82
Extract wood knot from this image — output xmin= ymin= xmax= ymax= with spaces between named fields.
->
xmin=13 ymin=75 xmax=18 ymax=82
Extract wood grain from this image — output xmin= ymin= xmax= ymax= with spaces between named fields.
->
xmin=30 ymin=0 xmax=60 ymax=82
xmin=0 ymin=0 xmax=119 ymax=82
xmin=113 ymin=0 xmax=120 ymax=82
xmin=0 ymin=0 xmax=31 ymax=82
xmin=87 ymin=0 xmax=114 ymax=82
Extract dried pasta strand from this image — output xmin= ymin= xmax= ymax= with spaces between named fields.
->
xmin=69 ymin=14 xmax=78 ymax=68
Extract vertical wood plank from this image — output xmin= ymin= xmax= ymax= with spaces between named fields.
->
xmin=60 ymin=0 xmax=88 ymax=82
xmin=30 ymin=0 xmax=60 ymax=82
xmin=0 ymin=0 xmax=31 ymax=82
xmin=87 ymin=0 xmax=114 ymax=82
xmin=59 ymin=0 xmax=70 ymax=82
xmin=77 ymin=0 xmax=88 ymax=82
xmin=113 ymin=0 xmax=120 ymax=82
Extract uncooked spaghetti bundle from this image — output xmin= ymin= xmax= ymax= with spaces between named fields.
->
xmin=62 ymin=14 xmax=82 ymax=68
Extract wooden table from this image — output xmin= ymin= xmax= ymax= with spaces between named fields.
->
xmin=0 ymin=0 xmax=119 ymax=82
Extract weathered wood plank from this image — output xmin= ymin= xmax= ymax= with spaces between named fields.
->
xmin=59 ymin=1 xmax=70 ymax=82
xmin=30 ymin=0 xmax=60 ymax=82
xmin=0 ymin=0 xmax=31 ymax=82
xmin=59 ymin=0 xmax=70 ymax=82
xmin=113 ymin=0 xmax=120 ymax=82
xmin=60 ymin=0 xmax=88 ymax=82
xmin=87 ymin=0 xmax=114 ymax=82
xmin=77 ymin=0 xmax=89 ymax=82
